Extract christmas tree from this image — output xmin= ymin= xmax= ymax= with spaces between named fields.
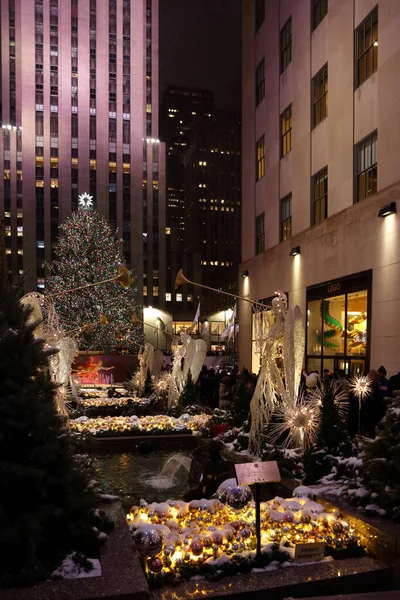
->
xmin=179 ymin=370 xmax=197 ymax=407
xmin=362 ymin=392 xmax=400 ymax=518
xmin=303 ymin=382 xmax=351 ymax=484
xmin=46 ymin=202 xmax=140 ymax=352
xmin=0 ymin=280 xmax=98 ymax=587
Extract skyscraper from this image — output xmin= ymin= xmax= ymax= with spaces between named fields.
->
xmin=0 ymin=0 xmax=166 ymax=307
xmin=183 ymin=109 xmax=241 ymax=316
xmin=160 ymin=85 xmax=214 ymax=313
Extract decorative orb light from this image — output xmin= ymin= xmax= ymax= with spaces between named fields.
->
xmin=147 ymin=557 xmax=163 ymax=573
xmin=133 ymin=527 xmax=163 ymax=557
xmin=216 ymin=478 xmax=253 ymax=510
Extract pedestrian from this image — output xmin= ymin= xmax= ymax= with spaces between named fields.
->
xmin=377 ymin=366 xmax=389 ymax=401
xmin=360 ymin=369 xmax=384 ymax=438
xmin=388 ymin=369 xmax=400 ymax=397
xmin=218 ymin=376 xmax=231 ymax=410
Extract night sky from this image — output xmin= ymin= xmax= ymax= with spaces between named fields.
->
xmin=159 ymin=0 xmax=241 ymax=111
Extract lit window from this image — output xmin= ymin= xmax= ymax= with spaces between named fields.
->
xmin=165 ymin=293 xmax=171 ymax=301
xmin=176 ymin=293 xmax=182 ymax=302
xmin=356 ymin=131 xmax=377 ymax=202
xmin=356 ymin=7 xmax=378 ymax=88
xmin=281 ymin=105 xmax=292 ymax=157
xmin=187 ymin=295 xmax=193 ymax=302
xmin=165 ymin=227 xmax=171 ymax=234
xmin=256 ymin=135 xmax=265 ymax=181
xmin=312 ymin=166 xmax=328 ymax=225
xmin=153 ymin=286 xmax=159 ymax=296
xmin=280 ymin=193 xmax=292 ymax=241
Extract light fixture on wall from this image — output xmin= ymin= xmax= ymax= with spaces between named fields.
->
xmin=377 ymin=201 xmax=396 ymax=218
xmin=289 ymin=246 xmax=300 ymax=257
xmin=242 ymin=270 xmax=249 ymax=278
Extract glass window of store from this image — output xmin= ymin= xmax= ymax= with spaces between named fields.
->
xmin=306 ymin=271 xmax=371 ymax=377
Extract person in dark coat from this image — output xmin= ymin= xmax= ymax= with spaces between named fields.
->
xmin=388 ymin=370 xmax=400 ymax=397
xmin=360 ymin=370 xmax=385 ymax=438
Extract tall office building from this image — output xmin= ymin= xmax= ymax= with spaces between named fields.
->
xmin=160 ymin=85 xmax=214 ymax=314
xmin=0 ymin=0 xmax=166 ymax=308
xmin=183 ymin=109 xmax=241 ymax=316
xmin=240 ymin=0 xmax=400 ymax=376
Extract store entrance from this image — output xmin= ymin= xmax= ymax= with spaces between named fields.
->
xmin=306 ymin=270 xmax=372 ymax=377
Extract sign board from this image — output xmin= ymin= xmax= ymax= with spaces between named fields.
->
xmin=235 ymin=461 xmax=281 ymax=486
xmin=294 ymin=542 xmax=325 ymax=562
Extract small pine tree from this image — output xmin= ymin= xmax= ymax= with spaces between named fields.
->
xmin=143 ymin=367 xmax=153 ymax=398
xmin=362 ymin=392 xmax=400 ymax=518
xmin=179 ymin=370 xmax=197 ymax=407
xmin=46 ymin=206 xmax=140 ymax=352
xmin=303 ymin=382 xmax=351 ymax=484
xmin=0 ymin=282 xmax=98 ymax=588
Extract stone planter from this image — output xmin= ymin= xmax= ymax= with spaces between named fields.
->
xmin=0 ymin=502 xmax=148 ymax=600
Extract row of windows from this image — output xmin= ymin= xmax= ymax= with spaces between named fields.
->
xmin=254 ymin=130 xmax=378 ymax=254
xmin=256 ymin=0 xmax=327 ymax=34
xmin=257 ymin=5 xmax=377 ymax=90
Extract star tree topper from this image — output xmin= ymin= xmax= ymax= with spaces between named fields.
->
xmin=78 ymin=192 xmax=94 ymax=209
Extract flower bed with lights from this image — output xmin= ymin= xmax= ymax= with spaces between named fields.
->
xmin=79 ymin=396 xmax=155 ymax=418
xmin=127 ymin=484 xmax=362 ymax=588
xmin=71 ymin=414 xmax=212 ymax=437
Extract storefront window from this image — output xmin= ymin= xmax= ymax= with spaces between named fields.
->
xmin=306 ymin=271 xmax=371 ymax=377
xmin=347 ymin=290 xmax=367 ymax=356
xmin=322 ymin=295 xmax=345 ymax=355
xmin=307 ymin=299 xmax=322 ymax=355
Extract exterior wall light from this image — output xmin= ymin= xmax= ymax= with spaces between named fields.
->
xmin=289 ymin=246 xmax=300 ymax=256
xmin=377 ymin=202 xmax=396 ymax=218
xmin=242 ymin=270 xmax=249 ymax=278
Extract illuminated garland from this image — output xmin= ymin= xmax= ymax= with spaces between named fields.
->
xmin=71 ymin=414 xmax=211 ymax=437
xmin=127 ymin=495 xmax=360 ymax=586
xmin=45 ymin=208 xmax=142 ymax=352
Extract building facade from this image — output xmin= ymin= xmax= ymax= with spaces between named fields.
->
xmin=159 ymin=87 xmax=242 ymax=353
xmin=240 ymin=0 xmax=400 ymax=377
xmin=0 ymin=0 xmax=166 ymax=310
xmin=160 ymin=85 xmax=214 ymax=315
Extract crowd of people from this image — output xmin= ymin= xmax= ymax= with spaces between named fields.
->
xmin=192 ymin=363 xmax=400 ymax=440
xmin=302 ymin=365 xmax=399 ymax=439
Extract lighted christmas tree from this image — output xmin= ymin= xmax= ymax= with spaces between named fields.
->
xmin=46 ymin=198 xmax=141 ymax=352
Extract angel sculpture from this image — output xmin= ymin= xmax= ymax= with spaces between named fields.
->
xmin=168 ymin=333 xmax=207 ymax=407
xmin=20 ymin=293 xmax=70 ymax=417
xmin=248 ymin=292 xmax=305 ymax=456
xmin=134 ymin=343 xmax=155 ymax=395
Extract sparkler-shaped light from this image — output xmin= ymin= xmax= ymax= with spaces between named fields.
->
xmin=268 ymin=389 xmax=322 ymax=450
xmin=350 ymin=374 xmax=372 ymax=401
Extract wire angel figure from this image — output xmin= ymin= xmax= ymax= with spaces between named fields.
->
xmin=248 ymin=292 xmax=306 ymax=456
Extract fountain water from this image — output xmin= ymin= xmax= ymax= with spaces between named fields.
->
xmin=142 ymin=452 xmax=192 ymax=490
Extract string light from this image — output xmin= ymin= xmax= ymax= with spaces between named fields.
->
xmin=45 ymin=207 xmax=141 ymax=352
xmin=71 ymin=414 xmax=211 ymax=436
xmin=127 ymin=495 xmax=360 ymax=583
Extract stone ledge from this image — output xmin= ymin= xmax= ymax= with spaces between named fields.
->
xmin=149 ymin=557 xmax=390 ymax=600
xmin=91 ymin=434 xmax=199 ymax=452
xmin=0 ymin=502 xmax=148 ymax=600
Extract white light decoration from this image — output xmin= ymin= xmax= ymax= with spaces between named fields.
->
xmin=351 ymin=374 xmax=372 ymax=400
xmin=78 ymin=191 xmax=94 ymax=209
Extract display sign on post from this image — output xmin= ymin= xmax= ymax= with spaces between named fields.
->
xmin=294 ymin=542 xmax=325 ymax=562
xmin=235 ymin=460 xmax=281 ymax=486
xmin=235 ymin=461 xmax=281 ymax=566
